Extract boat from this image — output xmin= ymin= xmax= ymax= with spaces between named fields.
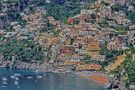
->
xmin=11 ymin=76 xmax=15 ymax=79
xmin=37 ymin=75 xmax=43 ymax=79
xmin=15 ymin=77 xmax=19 ymax=81
xmin=27 ymin=76 xmax=33 ymax=79
xmin=14 ymin=73 xmax=21 ymax=77
xmin=2 ymin=77 xmax=7 ymax=81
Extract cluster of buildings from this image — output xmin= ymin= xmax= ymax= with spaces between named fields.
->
xmin=35 ymin=0 xmax=135 ymax=72
xmin=0 ymin=0 xmax=135 ymax=72
xmin=0 ymin=6 xmax=47 ymax=40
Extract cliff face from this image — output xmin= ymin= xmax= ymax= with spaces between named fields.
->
xmin=0 ymin=0 xmax=29 ymax=29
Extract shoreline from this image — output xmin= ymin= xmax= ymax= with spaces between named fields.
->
xmin=0 ymin=65 xmax=111 ymax=89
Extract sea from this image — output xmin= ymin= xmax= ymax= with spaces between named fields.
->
xmin=0 ymin=68 xmax=107 ymax=90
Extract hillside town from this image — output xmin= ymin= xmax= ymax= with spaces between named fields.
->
xmin=0 ymin=0 xmax=135 ymax=90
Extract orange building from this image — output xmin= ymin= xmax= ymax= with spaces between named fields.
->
xmin=86 ymin=42 xmax=101 ymax=56
xmin=64 ymin=61 xmax=81 ymax=65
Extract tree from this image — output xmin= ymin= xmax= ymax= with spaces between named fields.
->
xmin=124 ymin=55 xmax=135 ymax=83
xmin=83 ymin=54 xmax=92 ymax=64
xmin=115 ymin=25 xmax=128 ymax=35
xmin=111 ymin=3 xmax=124 ymax=11
xmin=126 ymin=10 xmax=135 ymax=23
xmin=100 ymin=42 xmax=109 ymax=55
xmin=0 ymin=38 xmax=44 ymax=62
xmin=91 ymin=13 xmax=96 ymax=19
xmin=44 ymin=0 xmax=86 ymax=20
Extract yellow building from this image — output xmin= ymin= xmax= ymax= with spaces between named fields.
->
xmin=86 ymin=42 xmax=101 ymax=56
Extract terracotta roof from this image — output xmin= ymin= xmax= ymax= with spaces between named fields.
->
xmin=67 ymin=17 xmax=74 ymax=23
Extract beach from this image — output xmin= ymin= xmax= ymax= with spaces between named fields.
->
xmin=75 ymin=71 xmax=110 ymax=86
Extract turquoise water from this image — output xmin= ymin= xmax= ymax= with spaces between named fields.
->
xmin=0 ymin=68 xmax=107 ymax=90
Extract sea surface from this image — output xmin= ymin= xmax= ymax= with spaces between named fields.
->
xmin=0 ymin=68 xmax=107 ymax=90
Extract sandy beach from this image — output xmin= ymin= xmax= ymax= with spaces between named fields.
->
xmin=74 ymin=71 xmax=110 ymax=86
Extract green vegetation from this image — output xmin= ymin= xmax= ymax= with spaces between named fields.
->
xmin=99 ymin=20 xmax=109 ymax=28
xmin=44 ymin=3 xmax=82 ymax=20
xmin=115 ymin=25 xmax=128 ymax=35
xmin=83 ymin=54 xmax=92 ymax=64
xmin=123 ymin=53 xmax=135 ymax=88
xmin=0 ymin=37 xmax=44 ymax=62
xmin=100 ymin=42 xmax=110 ymax=55
xmin=125 ymin=10 xmax=135 ymax=23
xmin=112 ymin=48 xmax=135 ymax=89
xmin=31 ymin=0 xmax=93 ymax=20
xmin=91 ymin=13 xmax=97 ymax=19
xmin=99 ymin=61 xmax=108 ymax=67
xmin=111 ymin=3 xmax=124 ymax=12
xmin=16 ymin=15 xmax=27 ymax=27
